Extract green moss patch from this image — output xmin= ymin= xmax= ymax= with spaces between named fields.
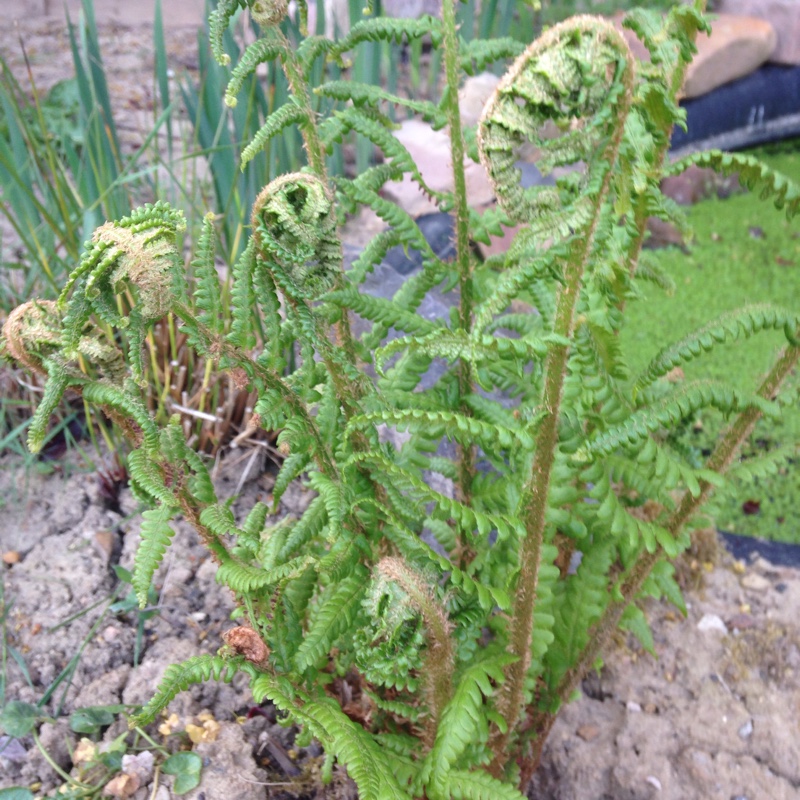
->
xmin=622 ymin=149 xmax=800 ymax=542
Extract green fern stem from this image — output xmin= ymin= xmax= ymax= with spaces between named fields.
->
xmin=529 ymin=334 xmax=800 ymax=774
xmin=441 ymin=0 xmax=477 ymax=510
xmin=377 ymin=557 xmax=454 ymax=738
xmin=489 ymin=60 xmax=633 ymax=776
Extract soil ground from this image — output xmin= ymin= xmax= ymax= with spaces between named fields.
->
xmin=1 ymin=13 xmax=800 ymax=800
xmin=1 ymin=451 xmax=800 ymax=799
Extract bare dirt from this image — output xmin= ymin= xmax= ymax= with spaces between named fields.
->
xmin=1 ymin=449 xmax=800 ymax=799
xmin=1 ymin=12 xmax=800 ymax=800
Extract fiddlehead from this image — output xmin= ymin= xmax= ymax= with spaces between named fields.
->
xmin=251 ymin=173 xmax=340 ymax=301
xmin=478 ymin=16 xmax=634 ymax=236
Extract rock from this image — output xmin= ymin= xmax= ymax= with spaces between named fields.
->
xmin=718 ymin=0 xmax=800 ymax=64
xmin=576 ymin=723 xmax=601 ymax=741
xmin=459 ymin=72 xmax=501 ymax=127
xmin=697 ymin=614 xmax=728 ymax=634
xmin=741 ymin=573 xmax=771 ymax=593
xmin=121 ymin=751 xmax=155 ymax=785
xmin=683 ymin=14 xmax=777 ymax=98
xmin=739 ymin=719 xmax=754 ymax=739
xmin=661 ymin=165 xmax=741 ymax=206
xmin=103 ymin=772 xmax=140 ymax=798
xmin=383 ymin=120 xmax=495 ymax=217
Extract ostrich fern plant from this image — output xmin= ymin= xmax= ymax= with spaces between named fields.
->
xmin=4 ymin=0 xmax=800 ymax=795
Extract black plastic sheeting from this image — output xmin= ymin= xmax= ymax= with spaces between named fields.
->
xmin=671 ymin=63 xmax=800 ymax=154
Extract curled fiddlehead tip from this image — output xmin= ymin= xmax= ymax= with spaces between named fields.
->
xmin=2 ymin=300 xmax=63 ymax=375
xmin=87 ymin=207 xmax=186 ymax=322
xmin=478 ymin=15 xmax=634 ymax=226
xmin=250 ymin=0 xmax=288 ymax=27
xmin=251 ymin=172 xmax=341 ymax=300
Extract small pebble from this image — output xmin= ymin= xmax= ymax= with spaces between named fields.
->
xmin=697 ymin=614 xmax=728 ymax=634
xmin=738 ymin=719 xmax=753 ymax=740
xmin=646 ymin=775 xmax=662 ymax=791
xmin=122 ymin=751 xmax=155 ymax=784
xmin=728 ymin=614 xmax=756 ymax=631
xmin=576 ymin=723 xmax=600 ymax=741
xmin=741 ymin=573 xmax=770 ymax=593
xmin=626 ymin=701 xmax=642 ymax=713
xmin=2 ymin=551 xmax=20 ymax=565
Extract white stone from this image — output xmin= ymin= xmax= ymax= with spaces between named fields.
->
xmin=697 ymin=613 xmax=728 ymax=634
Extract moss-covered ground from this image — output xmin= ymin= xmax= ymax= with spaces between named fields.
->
xmin=621 ymin=146 xmax=800 ymax=542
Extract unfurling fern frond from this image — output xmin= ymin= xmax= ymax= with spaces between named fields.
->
xmin=133 ymin=654 xmax=256 ymax=726
xmin=477 ymin=16 xmax=634 ymax=228
xmin=251 ymin=173 xmax=340 ymax=301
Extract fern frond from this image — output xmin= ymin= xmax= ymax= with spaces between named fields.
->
xmin=215 ymin=553 xmax=314 ymax=593
xmin=127 ymin=450 xmax=174 ymax=506
xmin=294 ymin=572 xmax=367 ymax=671
xmin=348 ymin=408 xmax=534 ymax=451
xmin=227 ymin=238 xmax=257 ymax=349
xmin=199 ymin=503 xmax=239 ymax=537
xmin=81 ymin=382 xmax=160 ymax=453
xmin=580 ymin=381 xmax=779 ymax=460
xmin=133 ymin=503 xmax=177 ymax=607
xmin=329 ymin=16 xmax=442 ymax=59
xmin=132 ymin=654 xmax=255 ymax=726
xmin=225 ymin=34 xmax=287 ymax=107
xmin=272 ymin=450 xmax=313 ymax=508
xmin=460 ymin=37 xmax=525 ymax=74
xmin=347 ymin=452 xmax=516 ymax=541
xmin=251 ymin=676 xmax=409 ymax=800
xmin=445 ymin=769 xmax=527 ymax=800
xmin=375 ymin=329 xmax=560 ymax=380
xmin=191 ymin=213 xmax=222 ymax=337
xmin=420 ymin=654 xmax=514 ymax=800
xmin=326 ymin=285 xmax=440 ymax=338
xmin=26 ymin=369 xmax=71 ymax=454
xmin=241 ymin=102 xmax=309 ymax=168
xmin=208 ymin=0 xmax=247 ymax=65
xmin=634 ymin=305 xmax=800 ymax=394
xmin=316 ymin=81 xmax=446 ymax=127
xmin=665 ymin=152 xmax=800 ymax=220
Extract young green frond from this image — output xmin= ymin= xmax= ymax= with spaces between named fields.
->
xmin=132 ymin=654 xmax=256 ymax=727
